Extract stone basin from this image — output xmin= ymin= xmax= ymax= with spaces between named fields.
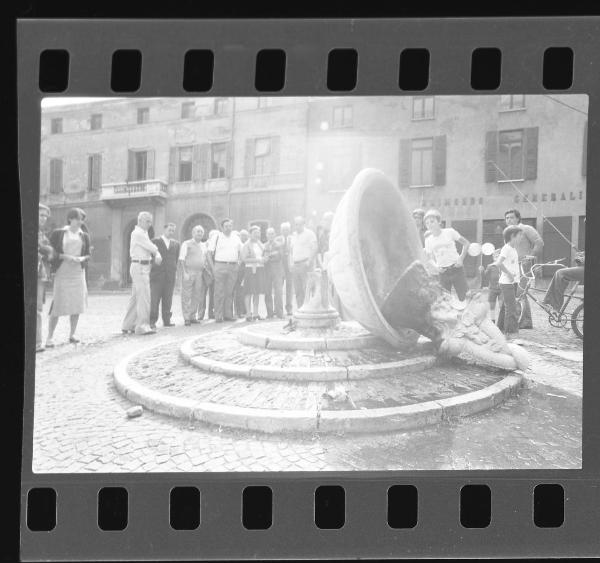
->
xmin=328 ymin=168 xmax=424 ymax=348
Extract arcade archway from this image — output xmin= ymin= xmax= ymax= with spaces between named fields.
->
xmin=182 ymin=213 xmax=217 ymax=242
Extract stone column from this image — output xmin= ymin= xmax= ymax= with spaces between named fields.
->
xmin=293 ymin=269 xmax=340 ymax=329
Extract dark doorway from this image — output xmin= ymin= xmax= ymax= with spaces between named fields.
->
xmin=481 ymin=217 xmax=536 ymax=269
xmin=182 ymin=213 xmax=217 ymax=242
xmin=451 ymin=219 xmax=477 ymax=277
xmin=542 ymin=216 xmax=572 ymax=275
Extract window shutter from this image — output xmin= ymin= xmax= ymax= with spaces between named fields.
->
xmin=94 ymin=154 xmax=102 ymax=189
xmin=168 ymin=147 xmax=177 ymax=183
xmin=433 ymin=135 xmax=447 ymax=186
xmin=399 ymin=139 xmax=411 ymax=188
xmin=57 ymin=160 xmax=63 ymax=192
xmin=582 ymin=121 xmax=588 ymax=177
xmin=244 ymin=138 xmax=255 ymax=177
xmin=127 ymin=150 xmax=135 ymax=182
xmin=524 ymin=127 xmax=538 ymax=180
xmin=193 ymin=144 xmax=209 ymax=181
xmin=146 ymin=149 xmax=155 ymax=179
xmin=271 ymin=136 xmax=281 ymax=175
xmin=485 ymin=131 xmax=498 ymax=183
xmin=226 ymin=141 xmax=233 ymax=178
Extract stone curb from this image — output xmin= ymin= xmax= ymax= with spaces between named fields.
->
xmin=181 ymin=335 xmax=437 ymax=381
xmin=115 ymin=343 xmax=523 ymax=434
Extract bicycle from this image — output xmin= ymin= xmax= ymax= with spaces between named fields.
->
xmin=516 ymin=256 xmax=584 ymax=339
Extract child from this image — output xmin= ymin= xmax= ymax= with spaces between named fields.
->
xmin=480 ymin=248 xmax=502 ymax=322
xmin=423 ymin=209 xmax=470 ymax=302
xmin=496 ymin=225 xmax=523 ymax=339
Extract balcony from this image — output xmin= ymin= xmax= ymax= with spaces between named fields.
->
xmin=100 ymin=180 xmax=168 ymax=206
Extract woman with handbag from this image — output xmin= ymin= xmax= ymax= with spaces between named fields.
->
xmin=46 ymin=208 xmax=91 ymax=346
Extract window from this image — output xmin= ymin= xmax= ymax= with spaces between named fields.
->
xmin=211 ymin=143 xmax=228 ymax=179
xmin=49 ymin=159 xmax=63 ymax=194
xmin=500 ymin=95 xmax=526 ymax=111
xmin=410 ymin=138 xmax=434 ymax=186
xmin=135 ymin=151 xmax=148 ymax=180
xmin=332 ymin=106 xmax=353 ymax=128
xmin=181 ymin=101 xmax=195 ymax=119
xmin=87 ymin=154 xmax=102 ymax=191
xmin=412 ymin=96 xmax=435 ymax=120
xmin=50 ymin=118 xmax=62 ymax=134
xmin=90 ymin=114 xmax=103 ymax=130
xmin=177 ymin=146 xmax=193 ymax=182
xmin=137 ymin=107 xmax=149 ymax=124
xmin=485 ymin=128 xmax=537 ymax=182
xmin=214 ymin=98 xmax=228 ymax=115
xmin=254 ymin=137 xmax=272 ymax=176
xmin=128 ymin=149 xmax=155 ymax=182
xmin=498 ymin=130 xmax=524 ymax=181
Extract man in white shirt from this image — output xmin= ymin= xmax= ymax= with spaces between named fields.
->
xmin=122 ymin=212 xmax=162 ymax=335
xmin=150 ymin=223 xmax=180 ymax=329
xmin=496 ymin=225 xmax=523 ymax=338
xmin=423 ymin=209 xmax=470 ymax=302
xmin=179 ymin=225 xmax=211 ymax=325
xmin=208 ymin=218 xmax=242 ymax=322
xmin=289 ymin=216 xmax=318 ymax=309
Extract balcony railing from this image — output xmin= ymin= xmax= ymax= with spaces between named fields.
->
xmin=100 ymin=180 xmax=168 ymax=201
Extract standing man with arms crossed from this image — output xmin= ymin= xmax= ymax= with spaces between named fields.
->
xmin=289 ymin=216 xmax=318 ymax=310
xmin=209 ymin=219 xmax=242 ymax=323
xmin=149 ymin=222 xmax=180 ymax=329
xmin=122 ymin=212 xmax=162 ymax=335
xmin=504 ymin=208 xmax=544 ymax=329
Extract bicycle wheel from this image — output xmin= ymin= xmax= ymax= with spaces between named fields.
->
xmin=571 ymin=303 xmax=584 ymax=339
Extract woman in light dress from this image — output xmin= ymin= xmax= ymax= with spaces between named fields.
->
xmin=46 ymin=208 xmax=91 ymax=346
xmin=240 ymin=225 xmax=266 ymax=322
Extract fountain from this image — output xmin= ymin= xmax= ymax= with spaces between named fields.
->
xmin=114 ymin=169 xmax=528 ymax=434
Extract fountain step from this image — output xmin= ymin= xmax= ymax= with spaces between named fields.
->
xmin=114 ymin=340 xmax=523 ymax=434
xmin=180 ymin=332 xmax=436 ymax=381
xmin=236 ymin=320 xmax=385 ymax=351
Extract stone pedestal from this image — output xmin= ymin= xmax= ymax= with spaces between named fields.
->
xmin=293 ymin=269 xmax=340 ymax=329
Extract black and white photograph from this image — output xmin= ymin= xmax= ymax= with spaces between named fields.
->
xmin=33 ymin=94 xmax=585 ymax=472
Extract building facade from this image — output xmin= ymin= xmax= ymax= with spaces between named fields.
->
xmin=40 ymin=94 xmax=587 ymax=286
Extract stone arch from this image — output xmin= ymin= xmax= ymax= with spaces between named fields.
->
xmin=182 ymin=212 xmax=217 ymax=242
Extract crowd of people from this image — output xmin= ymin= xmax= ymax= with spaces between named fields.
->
xmin=36 ymin=201 xmax=583 ymax=351
xmin=413 ymin=206 xmax=584 ymax=341
xmin=36 ymin=205 xmax=334 ymax=349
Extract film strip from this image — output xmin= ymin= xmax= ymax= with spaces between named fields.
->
xmin=18 ymin=18 xmax=599 ymax=560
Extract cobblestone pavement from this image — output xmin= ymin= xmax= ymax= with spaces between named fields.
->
xmin=32 ymin=292 xmax=582 ymax=472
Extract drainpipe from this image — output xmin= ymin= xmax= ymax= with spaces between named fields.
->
xmin=227 ymin=97 xmax=236 ymax=218
xmin=303 ymin=99 xmax=311 ymax=219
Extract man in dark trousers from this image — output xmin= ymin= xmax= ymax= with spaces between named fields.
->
xmin=150 ymin=222 xmax=180 ymax=328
